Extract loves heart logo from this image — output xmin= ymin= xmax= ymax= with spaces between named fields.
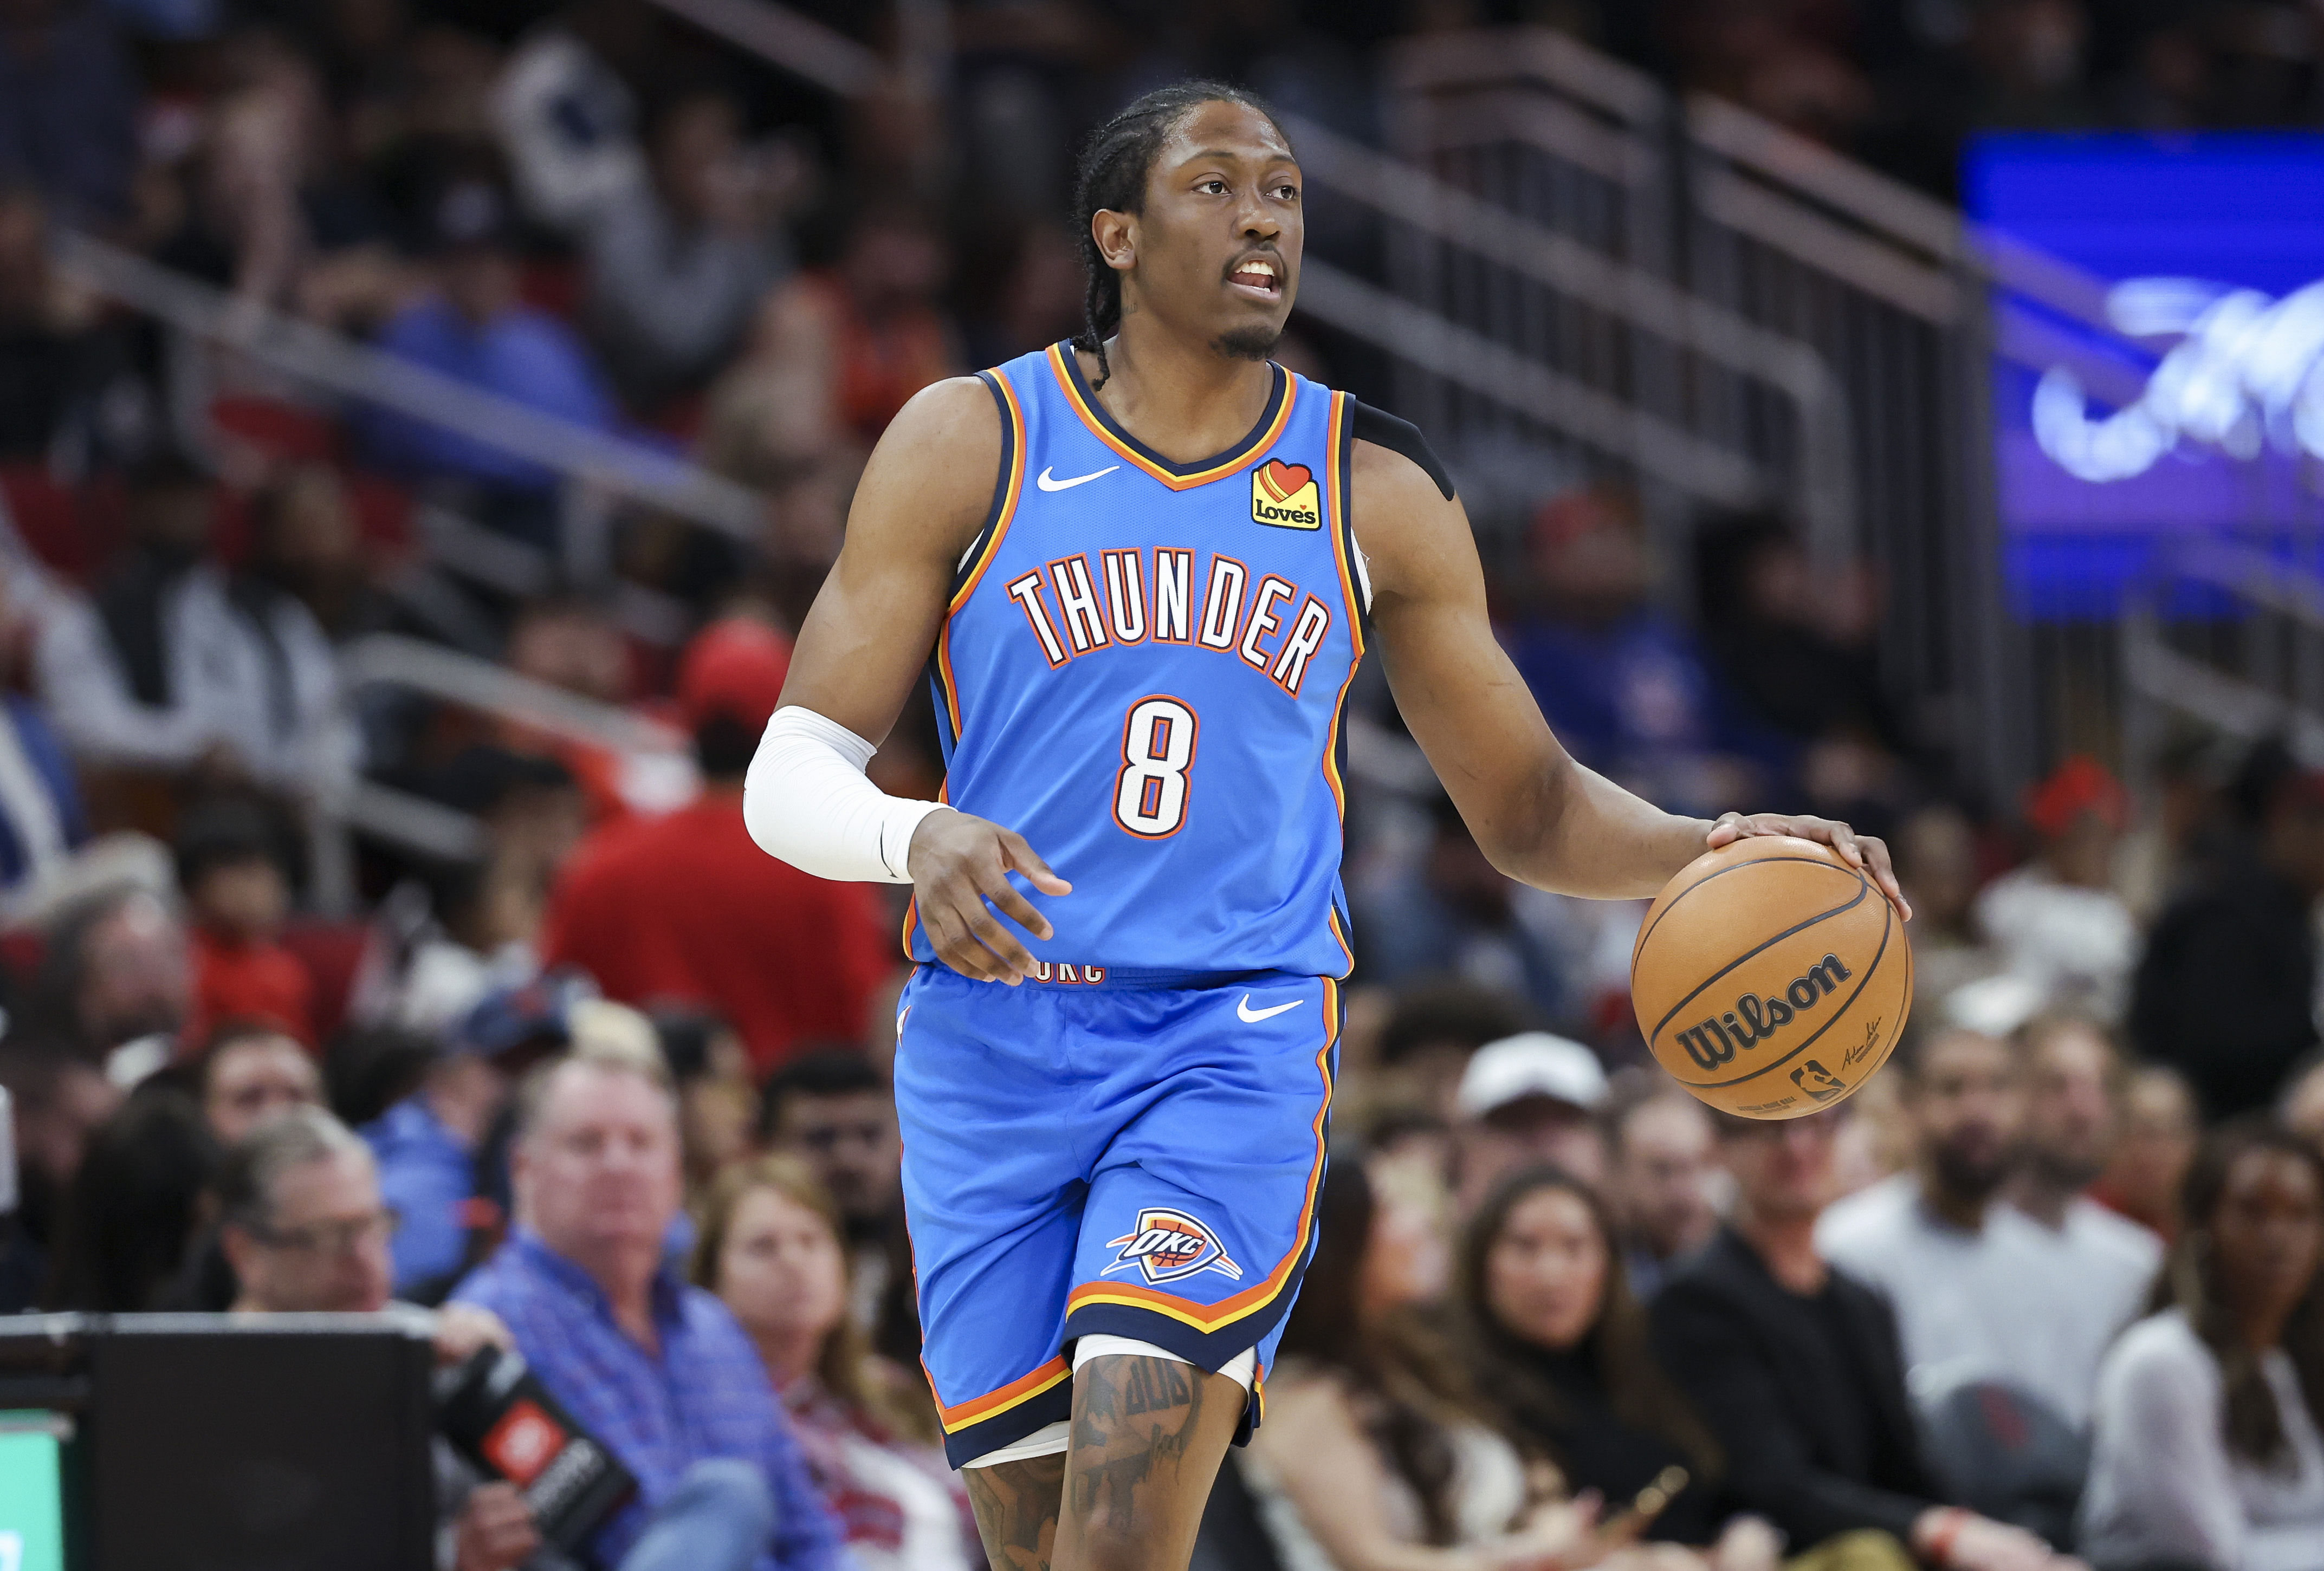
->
xmin=1250 ymin=457 xmax=1321 ymax=529
xmin=1258 ymin=460 xmax=1311 ymax=501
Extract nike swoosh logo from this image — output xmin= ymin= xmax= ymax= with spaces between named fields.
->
xmin=1036 ymin=465 xmax=1119 ymax=492
xmin=1237 ymin=995 xmax=1306 ymax=1024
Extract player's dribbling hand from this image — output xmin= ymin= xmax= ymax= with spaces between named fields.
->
xmin=1705 ymin=810 xmax=1910 ymax=921
xmin=908 ymin=809 xmax=1073 ymax=984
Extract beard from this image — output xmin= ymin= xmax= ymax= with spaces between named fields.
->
xmin=1214 ymin=324 xmax=1282 ymax=361
xmin=1930 ymin=1139 xmax=2013 ymax=1206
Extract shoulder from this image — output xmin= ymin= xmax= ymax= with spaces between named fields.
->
xmin=2066 ymin=1198 xmax=2165 ymax=1270
xmin=1347 ymin=400 xmax=1455 ymax=502
xmin=868 ymin=374 xmax=1004 ymax=475
xmin=1816 ymin=1174 xmax=1917 ymax=1254
xmin=2100 ymin=1312 xmax=2218 ymax=1412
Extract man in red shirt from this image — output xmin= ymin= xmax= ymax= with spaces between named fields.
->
xmin=541 ymin=618 xmax=895 ymax=1074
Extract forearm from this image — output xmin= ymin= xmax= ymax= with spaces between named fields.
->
xmin=1497 ymin=756 xmax=1709 ymax=900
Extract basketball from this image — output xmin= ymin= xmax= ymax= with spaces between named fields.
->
xmin=1630 ymin=835 xmax=1912 ymax=1120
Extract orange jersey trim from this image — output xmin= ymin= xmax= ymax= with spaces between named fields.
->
xmin=1044 ymin=343 xmax=1296 ymax=492
xmin=931 ymin=1353 xmax=1072 ymax=1434
xmin=1065 ymin=981 xmax=1338 ymax=1332
xmin=936 ymin=371 xmax=1030 ymax=739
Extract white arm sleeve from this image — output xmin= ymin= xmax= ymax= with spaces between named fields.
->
xmin=742 ymin=705 xmax=951 ymax=884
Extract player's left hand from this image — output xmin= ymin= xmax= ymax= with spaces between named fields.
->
xmin=1706 ymin=812 xmax=1910 ymax=921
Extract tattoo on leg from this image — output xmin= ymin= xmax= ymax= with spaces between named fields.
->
xmin=1066 ymin=1355 xmax=1226 ymax=1543
xmin=964 ymin=1454 xmax=1065 ymax=1571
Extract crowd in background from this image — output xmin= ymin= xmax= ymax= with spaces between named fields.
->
xmin=2 ymin=2 xmax=2324 ymax=1571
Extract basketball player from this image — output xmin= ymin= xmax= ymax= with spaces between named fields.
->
xmin=746 ymin=82 xmax=1905 ymax=1571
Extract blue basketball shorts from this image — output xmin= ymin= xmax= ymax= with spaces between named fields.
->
xmin=893 ymin=963 xmax=1339 ymax=1469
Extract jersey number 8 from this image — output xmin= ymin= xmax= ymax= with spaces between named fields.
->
xmin=1114 ymin=696 xmax=1199 ymax=838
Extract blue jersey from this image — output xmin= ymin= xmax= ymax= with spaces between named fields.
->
xmin=907 ymin=342 xmax=1368 ymax=979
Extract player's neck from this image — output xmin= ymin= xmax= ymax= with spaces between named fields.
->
xmin=1080 ymin=326 xmax=1276 ymax=466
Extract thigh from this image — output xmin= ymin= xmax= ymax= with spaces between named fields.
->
xmin=1063 ymin=978 xmax=1340 ymax=1382
xmin=1057 ymin=1355 xmax=1245 ymax=1571
xmin=896 ymin=968 xmax=1092 ymax=1469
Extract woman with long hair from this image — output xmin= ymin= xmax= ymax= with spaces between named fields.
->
xmin=691 ymin=1154 xmax=980 ymax=1571
xmin=1250 ymin=1156 xmax=1682 ymax=1571
xmin=2079 ymin=1119 xmax=2324 ymax=1569
xmin=1459 ymin=1166 xmax=1778 ymax=1571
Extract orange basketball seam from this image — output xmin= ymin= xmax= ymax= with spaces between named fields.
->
xmin=1662 ymin=893 xmax=1897 ymax=1090
xmin=1640 ymin=869 xmax=1870 ymax=1046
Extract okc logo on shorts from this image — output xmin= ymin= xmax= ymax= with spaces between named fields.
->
xmin=1103 ymin=1208 xmax=1245 ymax=1285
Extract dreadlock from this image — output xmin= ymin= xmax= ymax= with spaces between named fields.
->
xmin=1070 ymin=80 xmax=1290 ymax=391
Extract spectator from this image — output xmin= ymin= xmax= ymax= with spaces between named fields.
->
xmin=0 ymin=183 xmax=145 ymax=466
xmin=1653 ymin=1108 xmax=2069 ymax=1570
xmin=1250 ymin=1160 xmax=1612 ymax=1571
xmin=2092 ymin=1062 xmax=2200 ymax=1243
xmin=1893 ymin=803 xmax=2001 ymax=1011
xmin=2284 ymin=1053 xmax=2324 ymax=1159
xmin=549 ymin=616 xmax=894 ymax=1073
xmin=1502 ymin=487 xmax=1727 ymax=812
xmin=0 ymin=0 xmax=136 ymax=225
xmin=362 ymin=971 xmax=593 ymax=1298
xmin=2134 ymin=762 xmax=2324 ymax=1118
xmin=1602 ymin=1077 xmax=1719 ymax=1299
xmin=28 ymin=882 xmax=190 ymax=1061
xmin=196 ymin=1018 xmax=322 ymax=1147
xmin=1818 ymin=1025 xmax=2142 ymax=1430
xmin=364 ymin=173 xmax=618 ymax=548
xmin=241 ymin=464 xmax=387 ymax=643
xmin=1697 ymin=521 xmax=1900 ymax=761
xmin=651 ymin=1007 xmax=757 ymax=1203
xmin=692 ymin=1154 xmax=977 ymax=1571
xmin=725 ymin=199 xmax=958 ymax=452
xmin=1373 ymin=979 xmax=1526 ymax=1128
xmin=175 ymin=796 xmax=314 ymax=1048
xmin=2079 ymin=1120 xmax=2324 ymax=1570
xmin=1453 ymin=1032 xmax=1609 ymax=1211
xmin=49 ymin=1085 xmax=216 ymax=1310
xmin=758 ymin=1049 xmax=904 ymax=1338
xmin=0 ymin=551 xmax=88 ymax=911
xmin=584 ymin=86 xmax=790 ymax=414
xmin=2006 ymin=1011 xmax=2161 ymax=1275
xmin=0 ymin=1041 xmax=118 ymax=1308
xmin=493 ymin=4 xmax=649 ymax=236
xmin=1459 ymin=1164 xmax=1779 ymax=1570
xmin=1973 ymin=757 xmax=2138 ymax=1023
xmin=34 ymin=452 xmax=351 ymax=797
xmin=216 ymin=1107 xmax=543 ymax=1571
xmin=1357 ymin=794 xmax=1569 ymax=1023
xmin=451 ymin=1031 xmax=847 ymax=1571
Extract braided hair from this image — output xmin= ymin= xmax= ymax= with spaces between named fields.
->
xmin=1070 ymin=80 xmax=1290 ymax=391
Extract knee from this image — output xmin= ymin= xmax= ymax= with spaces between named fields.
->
xmin=671 ymin=1458 xmax=776 ymax=1543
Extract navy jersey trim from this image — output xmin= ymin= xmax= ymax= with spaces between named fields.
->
xmin=1048 ymin=343 xmax=1290 ymax=488
xmin=949 ymin=369 xmax=1022 ymax=602
xmin=1349 ymin=399 xmax=1454 ymax=501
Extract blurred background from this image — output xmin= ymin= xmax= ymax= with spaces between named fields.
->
xmin=3 ymin=1 xmax=2324 ymax=1569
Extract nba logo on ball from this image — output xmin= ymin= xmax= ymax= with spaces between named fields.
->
xmin=1250 ymin=459 xmax=1320 ymax=528
xmin=1630 ymin=836 xmax=1912 ymax=1119
xmin=1104 ymin=1208 xmax=1244 ymax=1284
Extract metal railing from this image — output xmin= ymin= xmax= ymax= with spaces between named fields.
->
xmin=51 ymin=232 xmax=762 ymax=544
xmin=313 ymin=634 xmax=695 ymax=912
xmin=2121 ymin=542 xmax=2324 ymax=787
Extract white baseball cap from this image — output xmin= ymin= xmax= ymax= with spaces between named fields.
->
xmin=1455 ymin=1031 xmax=1609 ymax=1118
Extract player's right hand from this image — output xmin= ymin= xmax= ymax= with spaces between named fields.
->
xmin=907 ymin=808 xmax=1072 ymax=984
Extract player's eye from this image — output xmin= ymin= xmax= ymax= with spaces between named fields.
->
xmin=1199 ymin=178 xmax=1227 ymax=194
xmin=1275 ymin=184 xmax=1299 ymax=200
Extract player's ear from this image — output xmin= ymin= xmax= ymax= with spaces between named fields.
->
xmin=1091 ymin=208 xmax=1136 ymax=274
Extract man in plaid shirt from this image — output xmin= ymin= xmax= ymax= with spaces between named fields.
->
xmin=456 ymin=1018 xmax=849 ymax=1571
